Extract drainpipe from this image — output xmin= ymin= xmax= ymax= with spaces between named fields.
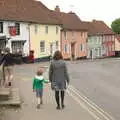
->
xmin=60 ymin=29 xmax=62 ymax=56
xmin=28 ymin=24 xmax=31 ymax=55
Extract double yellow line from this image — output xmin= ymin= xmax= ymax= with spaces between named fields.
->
xmin=67 ymin=85 xmax=115 ymax=120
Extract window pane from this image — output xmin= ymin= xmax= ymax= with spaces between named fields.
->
xmin=56 ymin=41 xmax=58 ymax=50
xmin=64 ymin=44 xmax=69 ymax=53
xmin=56 ymin=27 xmax=58 ymax=34
xmin=34 ymin=24 xmax=38 ymax=34
xmin=64 ymin=31 xmax=67 ymax=40
xmin=64 ymin=44 xmax=67 ymax=52
xmin=112 ymin=44 xmax=114 ymax=51
xmin=80 ymin=44 xmax=83 ymax=51
xmin=15 ymin=23 xmax=20 ymax=35
xmin=12 ymin=41 xmax=23 ymax=54
xmin=40 ymin=41 xmax=45 ymax=52
xmin=0 ymin=22 xmax=3 ymax=33
xmin=45 ymin=26 xmax=48 ymax=34
xmin=80 ymin=44 xmax=85 ymax=51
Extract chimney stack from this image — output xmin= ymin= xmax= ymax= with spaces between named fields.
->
xmin=55 ymin=5 xmax=60 ymax=12
xmin=93 ymin=19 xmax=97 ymax=22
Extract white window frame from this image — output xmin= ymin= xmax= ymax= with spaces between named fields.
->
xmin=64 ymin=31 xmax=67 ymax=40
xmin=40 ymin=41 xmax=45 ymax=53
xmin=45 ymin=26 xmax=48 ymax=34
xmin=80 ymin=44 xmax=85 ymax=52
xmin=34 ymin=24 xmax=38 ymax=34
xmin=64 ymin=44 xmax=69 ymax=53
xmin=89 ymin=37 xmax=92 ymax=43
xmin=11 ymin=41 xmax=24 ymax=54
xmin=56 ymin=41 xmax=59 ymax=50
xmin=56 ymin=26 xmax=58 ymax=34
xmin=15 ymin=23 xmax=20 ymax=35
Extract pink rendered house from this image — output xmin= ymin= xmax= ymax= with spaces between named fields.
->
xmin=52 ymin=6 xmax=88 ymax=60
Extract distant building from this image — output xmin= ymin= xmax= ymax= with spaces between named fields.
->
xmin=0 ymin=21 xmax=29 ymax=56
xmin=85 ymin=20 xmax=115 ymax=59
xmin=115 ymin=35 xmax=120 ymax=56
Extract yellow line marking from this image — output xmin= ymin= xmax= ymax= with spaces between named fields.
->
xmin=68 ymin=85 xmax=115 ymax=120
xmin=67 ymin=90 xmax=101 ymax=120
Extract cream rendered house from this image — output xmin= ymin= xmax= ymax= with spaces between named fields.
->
xmin=30 ymin=24 xmax=61 ymax=61
xmin=24 ymin=0 xmax=61 ymax=61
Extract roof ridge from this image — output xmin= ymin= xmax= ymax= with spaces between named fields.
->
xmin=0 ymin=0 xmax=60 ymax=25
xmin=84 ymin=20 xmax=114 ymax=35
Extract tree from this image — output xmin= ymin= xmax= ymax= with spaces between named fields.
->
xmin=111 ymin=18 xmax=120 ymax=34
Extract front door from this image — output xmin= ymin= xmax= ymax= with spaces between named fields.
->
xmin=71 ymin=43 xmax=75 ymax=60
xmin=90 ymin=50 xmax=92 ymax=59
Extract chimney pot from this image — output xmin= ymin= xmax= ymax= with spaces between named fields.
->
xmin=93 ymin=19 xmax=96 ymax=22
xmin=55 ymin=5 xmax=60 ymax=12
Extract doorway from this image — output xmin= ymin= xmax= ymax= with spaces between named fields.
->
xmin=90 ymin=50 xmax=92 ymax=59
xmin=71 ymin=43 xmax=75 ymax=60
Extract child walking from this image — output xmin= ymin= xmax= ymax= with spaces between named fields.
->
xmin=33 ymin=68 xmax=49 ymax=109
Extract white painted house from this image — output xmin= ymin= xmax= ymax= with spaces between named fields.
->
xmin=0 ymin=21 xmax=29 ymax=56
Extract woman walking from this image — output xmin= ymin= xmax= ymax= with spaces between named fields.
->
xmin=49 ymin=51 xmax=70 ymax=110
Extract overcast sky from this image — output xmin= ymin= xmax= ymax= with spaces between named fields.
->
xmin=39 ymin=0 xmax=119 ymax=27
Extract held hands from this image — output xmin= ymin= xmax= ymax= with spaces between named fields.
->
xmin=33 ymin=89 xmax=35 ymax=92
xmin=45 ymin=80 xmax=51 ymax=84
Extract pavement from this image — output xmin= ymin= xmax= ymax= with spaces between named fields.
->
xmin=0 ymin=63 xmax=97 ymax=120
xmin=1 ymin=85 xmax=97 ymax=120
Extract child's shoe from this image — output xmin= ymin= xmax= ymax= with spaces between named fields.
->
xmin=56 ymin=105 xmax=60 ymax=110
xmin=8 ymin=82 xmax=11 ymax=87
xmin=37 ymin=104 xmax=40 ymax=109
xmin=40 ymin=101 xmax=43 ymax=105
xmin=61 ymin=104 xmax=65 ymax=109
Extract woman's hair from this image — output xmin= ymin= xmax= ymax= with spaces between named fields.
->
xmin=53 ymin=51 xmax=63 ymax=60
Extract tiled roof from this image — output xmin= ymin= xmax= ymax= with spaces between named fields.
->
xmin=0 ymin=0 xmax=60 ymax=25
xmin=84 ymin=20 xmax=115 ymax=35
xmin=50 ymin=11 xmax=87 ymax=31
